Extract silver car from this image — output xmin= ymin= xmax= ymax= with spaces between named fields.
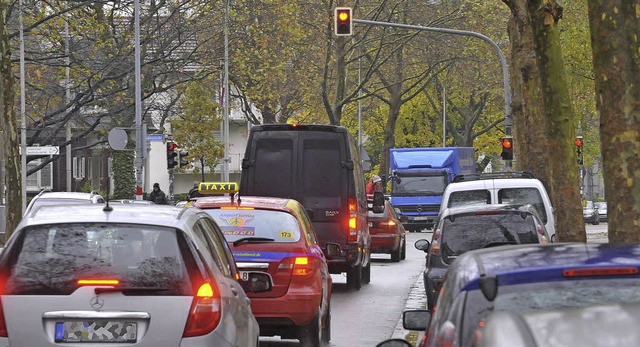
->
xmin=0 ymin=204 xmax=271 ymax=346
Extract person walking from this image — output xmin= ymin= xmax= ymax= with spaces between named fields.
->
xmin=366 ymin=175 xmax=383 ymax=195
xmin=148 ymin=183 xmax=169 ymax=205
xmin=187 ymin=181 xmax=202 ymax=200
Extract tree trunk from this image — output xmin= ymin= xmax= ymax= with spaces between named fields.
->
xmin=1 ymin=2 xmax=20 ymax=242
xmin=504 ymin=0 xmax=585 ymax=242
xmin=588 ymin=0 xmax=640 ymax=241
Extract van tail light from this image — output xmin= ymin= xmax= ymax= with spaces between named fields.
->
xmin=563 ymin=267 xmax=638 ymax=277
xmin=0 ymin=278 xmax=6 ymax=337
xmin=347 ymin=197 xmax=358 ymax=242
xmin=277 ymin=257 xmax=315 ymax=276
xmin=379 ymin=220 xmax=397 ymax=229
xmin=183 ymin=282 xmax=222 ymax=337
xmin=435 ymin=321 xmax=456 ymax=347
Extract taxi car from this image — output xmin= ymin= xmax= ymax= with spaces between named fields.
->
xmin=0 ymin=203 xmax=271 ymax=347
xmin=368 ymin=199 xmax=406 ymax=262
xmin=402 ymin=242 xmax=640 ymax=347
xmin=192 ymin=183 xmax=332 ymax=346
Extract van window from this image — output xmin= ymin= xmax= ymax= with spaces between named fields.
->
xmin=254 ymin=138 xmax=294 ymax=197
xmin=448 ymin=190 xmax=491 ymax=208
xmin=498 ymin=188 xmax=547 ymax=223
xmin=301 ymin=138 xmax=343 ymax=209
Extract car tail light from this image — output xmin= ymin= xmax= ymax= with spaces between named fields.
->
xmin=0 ymin=278 xmax=6 ymax=337
xmin=183 ymin=282 xmax=222 ymax=337
xmin=435 ymin=321 xmax=456 ymax=347
xmin=277 ymin=257 xmax=315 ymax=276
xmin=347 ymin=197 xmax=358 ymax=242
xmin=378 ymin=220 xmax=397 ymax=229
xmin=77 ymin=279 xmax=120 ymax=286
xmin=563 ymin=267 xmax=639 ymax=277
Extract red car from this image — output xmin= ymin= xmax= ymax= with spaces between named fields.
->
xmin=368 ymin=200 xmax=407 ymax=261
xmin=193 ymin=193 xmax=332 ymax=346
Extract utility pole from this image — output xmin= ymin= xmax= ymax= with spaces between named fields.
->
xmin=134 ymin=0 xmax=144 ymax=200
xmin=19 ymin=0 xmax=27 ymax=214
xmin=65 ymin=17 xmax=72 ymax=192
xmin=222 ymin=0 xmax=230 ymax=182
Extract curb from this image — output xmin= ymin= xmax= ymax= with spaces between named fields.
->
xmin=391 ymin=271 xmax=427 ymax=345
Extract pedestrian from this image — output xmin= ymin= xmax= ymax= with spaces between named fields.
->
xmin=366 ymin=175 xmax=383 ymax=194
xmin=187 ymin=181 xmax=202 ymax=200
xmin=148 ymin=183 xmax=168 ymax=205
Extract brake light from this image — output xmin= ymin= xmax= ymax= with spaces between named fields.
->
xmin=220 ymin=206 xmax=254 ymax=210
xmin=77 ymin=279 xmax=120 ymax=285
xmin=379 ymin=220 xmax=397 ymax=228
xmin=563 ymin=267 xmax=639 ymax=277
xmin=0 ymin=278 xmax=6 ymax=337
xmin=435 ymin=321 xmax=456 ymax=347
xmin=347 ymin=197 xmax=358 ymax=242
xmin=183 ymin=282 xmax=222 ymax=337
xmin=278 ymin=257 xmax=314 ymax=276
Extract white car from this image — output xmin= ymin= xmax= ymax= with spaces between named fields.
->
xmin=25 ymin=191 xmax=105 ymax=215
xmin=440 ymin=171 xmax=556 ymax=241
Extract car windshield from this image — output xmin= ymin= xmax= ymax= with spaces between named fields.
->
xmin=440 ymin=213 xmax=539 ymax=263
xmin=2 ymin=223 xmax=193 ymax=296
xmin=462 ymin=279 xmax=640 ymax=345
xmin=204 ymin=209 xmax=301 ymax=243
xmin=392 ymin=175 xmax=448 ymax=196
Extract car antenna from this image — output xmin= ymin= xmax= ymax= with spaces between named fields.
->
xmin=103 ymin=178 xmax=113 ymax=212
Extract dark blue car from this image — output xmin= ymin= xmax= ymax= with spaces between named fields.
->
xmin=404 ymin=243 xmax=640 ymax=347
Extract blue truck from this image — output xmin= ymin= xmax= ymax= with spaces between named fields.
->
xmin=389 ymin=147 xmax=475 ymax=231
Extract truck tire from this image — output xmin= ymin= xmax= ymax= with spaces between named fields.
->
xmin=346 ymin=265 xmax=362 ymax=290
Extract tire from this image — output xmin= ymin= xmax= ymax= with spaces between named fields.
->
xmin=391 ymin=245 xmax=401 ymax=262
xmin=346 ymin=264 xmax=362 ymax=290
xmin=299 ymin=310 xmax=321 ymax=347
xmin=400 ymin=238 xmax=407 ymax=260
xmin=362 ymin=259 xmax=371 ymax=284
xmin=322 ymin=301 xmax=331 ymax=343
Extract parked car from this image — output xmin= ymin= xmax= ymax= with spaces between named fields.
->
xmin=583 ymin=200 xmax=600 ymax=225
xmin=477 ymin=302 xmax=640 ymax=347
xmin=193 ymin=192 xmax=332 ymax=346
xmin=416 ymin=204 xmax=549 ymax=309
xmin=595 ymin=201 xmax=607 ymax=223
xmin=440 ymin=171 xmax=556 ymax=241
xmin=109 ymin=199 xmax=155 ymax=205
xmin=0 ymin=204 xmax=271 ymax=346
xmin=25 ymin=190 xmax=104 ymax=215
xmin=403 ymin=243 xmax=640 ymax=347
xmin=368 ymin=199 xmax=407 ymax=262
xmin=238 ymin=123 xmax=384 ymax=290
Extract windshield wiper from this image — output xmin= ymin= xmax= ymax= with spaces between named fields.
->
xmin=233 ymin=237 xmax=275 ymax=247
xmin=94 ymin=287 xmax=172 ymax=295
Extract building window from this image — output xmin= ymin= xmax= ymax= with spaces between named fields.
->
xmin=73 ymin=157 xmax=85 ymax=179
xmin=26 ymin=160 xmax=53 ymax=191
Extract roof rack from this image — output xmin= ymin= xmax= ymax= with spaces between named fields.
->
xmin=452 ymin=171 xmax=536 ymax=183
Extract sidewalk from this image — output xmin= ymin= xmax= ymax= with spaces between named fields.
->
xmin=391 ymin=272 xmax=427 ymax=346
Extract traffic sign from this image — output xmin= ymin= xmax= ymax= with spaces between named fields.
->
xmin=21 ymin=146 xmax=60 ymax=156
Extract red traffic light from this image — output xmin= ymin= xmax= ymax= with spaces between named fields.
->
xmin=575 ymin=137 xmax=583 ymax=147
xmin=334 ymin=7 xmax=352 ymax=36
xmin=500 ymin=138 xmax=512 ymax=149
xmin=167 ymin=142 xmax=177 ymax=151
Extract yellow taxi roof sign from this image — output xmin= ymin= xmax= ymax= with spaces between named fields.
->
xmin=198 ymin=182 xmax=239 ymax=194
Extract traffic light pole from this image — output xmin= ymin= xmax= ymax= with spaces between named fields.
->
xmin=352 ymin=18 xmax=512 ymax=138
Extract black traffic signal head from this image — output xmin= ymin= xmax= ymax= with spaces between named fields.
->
xmin=178 ymin=150 xmax=189 ymax=167
xmin=500 ymin=137 xmax=514 ymax=161
xmin=166 ymin=142 xmax=178 ymax=169
xmin=334 ymin=7 xmax=352 ymax=36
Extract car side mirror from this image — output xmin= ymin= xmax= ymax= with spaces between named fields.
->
xmin=403 ymin=309 xmax=432 ymax=330
xmin=376 ymin=339 xmax=412 ymax=347
xmin=414 ymin=239 xmax=430 ymax=253
xmin=372 ymin=191 xmax=385 ymax=213
xmin=246 ymin=272 xmax=273 ymax=293
xmin=326 ymin=242 xmax=342 ymax=258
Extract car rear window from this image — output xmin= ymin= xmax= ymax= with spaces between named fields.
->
xmin=498 ymin=188 xmax=547 ymax=223
xmin=2 ymin=224 xmax=194 ymax=296
xmin=440 ymin=213 xmax=539 ymax=263
xmin=204 ymin=209 xmax=302 ymax=243
xmin=461 ymin=279 xmax=640 ymax=345
xmin=301 ymin=138 xmax=344 ymax=209
xmin=447 ymin=189 xmax=491 ymax=208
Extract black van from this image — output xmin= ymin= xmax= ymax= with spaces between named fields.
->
xmin=240 ymin=124 xmax=375 ymax=290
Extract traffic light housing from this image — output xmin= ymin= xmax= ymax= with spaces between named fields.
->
xmin=166 ymin=142 xmax=178 ymax=169
xmin=334 ymin=7 xmax=352 ymax=36
xmin=178 ymin=150 xmax=189 ymax=168
xmin=575 ymin=136 xmax=584 ymax=165
xmin=500 ymin=137 xmax=514 ymax=161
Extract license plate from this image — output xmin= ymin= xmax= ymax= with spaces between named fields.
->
xmin=413 ymin=217 xmax=431 ymax=221
xmin=55 ymin=321 xmax=137 ymax=343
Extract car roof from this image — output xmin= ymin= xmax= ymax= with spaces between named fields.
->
xmin=34 ymin=191 xmax=102 ymax=199
xmin=439 ymin=204 xmax=539 ymax=217
xmin=445 ymin=177 xmax=546 ymax=191
xmin=192 ymin=195 xmax=298 ymax=212
xmin=447 ymin=243 xmax=640 ymax=293
xmin=17 ymin=204 xmax=200 ymax=231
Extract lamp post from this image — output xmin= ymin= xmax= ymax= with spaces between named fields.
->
xmin=19 ymin=0 xmax=27 ymax=213
xmin=222 ymin=0 xmax=230 ymax=182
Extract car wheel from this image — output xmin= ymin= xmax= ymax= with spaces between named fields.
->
xmin=400 ymin=238 xmax=406 ymax=260
xmin=299 ymin=310 xmax=322 ymax=347
xmin=362 ymin=258 xmax=371 ymax=284
xmin=391 ymin=244 xmax=401 ymax=262
xmin=322 ymin=301 xmax=331 ymax=343
xmin=346 ymin=264 xmax=362 ymax=290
